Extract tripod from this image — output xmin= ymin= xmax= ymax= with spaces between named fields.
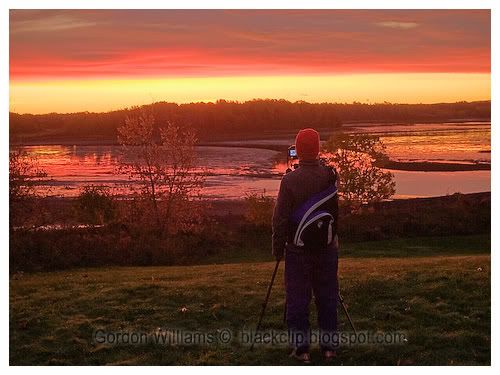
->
xmin=251 ymin=258 xmax=357 ymax=351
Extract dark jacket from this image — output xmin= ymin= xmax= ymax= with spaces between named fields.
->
xmin=272 ymin=159 xmax=338 ymax=258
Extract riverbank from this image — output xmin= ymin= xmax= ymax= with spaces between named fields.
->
xmin=376 ymin=160 xmax=490 ymax=172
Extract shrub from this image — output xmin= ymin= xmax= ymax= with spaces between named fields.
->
xmin=75 ymin=185 xmax=116 ymax=225
xmin=243 ymin=191 xmax=275 ymax=229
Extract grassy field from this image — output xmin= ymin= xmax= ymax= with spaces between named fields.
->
xmin=205 ymin=234 xmax=491 ymax=264
xmin=10 ymin=235 xmax=490 ymax=365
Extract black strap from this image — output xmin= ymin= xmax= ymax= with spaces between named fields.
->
xmin=327 ymin=165 xmax=338 ymax=186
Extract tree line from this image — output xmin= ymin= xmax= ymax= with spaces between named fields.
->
xmin=10 ymin=99 xmax=490 ymax=143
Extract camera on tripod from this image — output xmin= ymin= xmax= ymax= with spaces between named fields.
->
xmin=286 ymin=145 xmax=299 ymax=173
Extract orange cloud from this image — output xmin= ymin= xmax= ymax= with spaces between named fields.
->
xmin=376 ymin=21 xmax=419 ymax=29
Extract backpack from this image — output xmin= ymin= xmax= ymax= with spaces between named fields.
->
xmin=289 ymin=168 xmax=338 ymax=249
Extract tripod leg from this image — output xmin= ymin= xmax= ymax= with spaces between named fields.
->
xmin=250 ymin=258 xmax=281 ymax=351
xmin=338 ymin=291 xmax=357 ymax=334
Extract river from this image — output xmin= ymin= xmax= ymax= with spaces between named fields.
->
xmin=17 ymin=121 xmax=490 ymax=200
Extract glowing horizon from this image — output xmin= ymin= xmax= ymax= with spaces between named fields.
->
xmin=9 ymin=10 xmax=491 ymax=114
xmin=10 ymin=73 xmax=490 ymax=115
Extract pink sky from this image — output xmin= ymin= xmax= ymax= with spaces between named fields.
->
xmin=10 ymin=9 xmax=490 ymax=80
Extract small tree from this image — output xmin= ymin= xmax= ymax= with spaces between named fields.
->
xmin=9 ymin=149 xmax=48 ymax=228
xmin=323 ymin=132 xmax=395 ymax=207
xmin=117 ymin=112 xmax=205 ymax=237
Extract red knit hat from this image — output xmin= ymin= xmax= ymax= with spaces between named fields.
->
xmin=295 ymin=128 xmax=320 ymax=161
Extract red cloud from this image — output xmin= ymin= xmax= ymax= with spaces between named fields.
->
xmin=9 ymin=9 xmax=491 ymax=80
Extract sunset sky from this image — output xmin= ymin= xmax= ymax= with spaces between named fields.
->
xmin=10 ymin=10 xmax=491 ymax=114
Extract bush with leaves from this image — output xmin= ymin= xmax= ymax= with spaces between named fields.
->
xmin=75 ymin=185 xmax=116 ymax=225
xmin=244 ymin=191 xmax=275 ymax=229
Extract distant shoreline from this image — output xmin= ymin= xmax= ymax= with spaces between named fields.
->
xmin=376 ymin=160 xmax=491 ymax=172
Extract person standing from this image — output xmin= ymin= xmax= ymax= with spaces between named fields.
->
xmin=272 ymin=128 xmax=339 ymax=363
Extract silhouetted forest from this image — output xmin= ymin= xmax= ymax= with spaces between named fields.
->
xmin=10 ymin=99 xmax=491 ymax=143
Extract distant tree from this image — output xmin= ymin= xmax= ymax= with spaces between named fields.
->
xmin=11 ymin=100 xmax=489 ymax=143
xmin=323 ymin=132 xmax=396 ymax=206
xmin=9 ymin=149 xmax=48 ymax=228
xmin=117 ymin=112 xmax=205 ymax=238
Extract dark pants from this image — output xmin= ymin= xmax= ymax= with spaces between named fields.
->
xmin=285 ymin=244 xmax=338 ymax=353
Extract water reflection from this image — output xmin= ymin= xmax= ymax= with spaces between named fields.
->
xmin=18 ymin=122 xmax=491 ymax=199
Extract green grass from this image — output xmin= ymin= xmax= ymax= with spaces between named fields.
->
xmin=205 ymin=234 xmax=490 ymax=264
xmin=10 ymin=235 xmax=490 ymax=365
xmin=340 ymin=234 xmax=490 ymax=258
